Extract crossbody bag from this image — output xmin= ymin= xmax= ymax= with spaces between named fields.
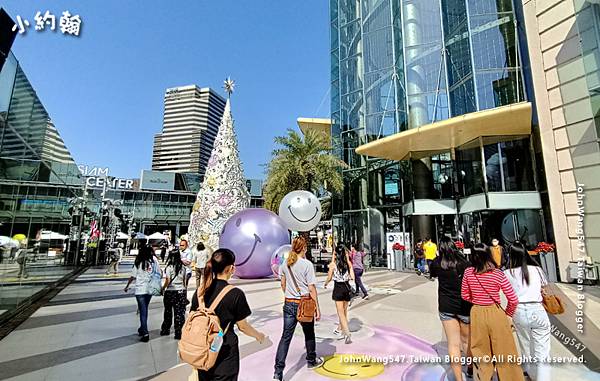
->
xmin=287 ymin=265 xmax=317 ymax=323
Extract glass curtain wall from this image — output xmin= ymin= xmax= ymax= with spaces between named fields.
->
xmin=331 ymin=0 xmax=407 ymax=265
xmin=0 ymin=52 xmax=83 ymax=323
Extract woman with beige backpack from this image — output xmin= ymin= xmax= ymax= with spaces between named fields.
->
xmin=185 ymin=248 xmax=266 ymax=381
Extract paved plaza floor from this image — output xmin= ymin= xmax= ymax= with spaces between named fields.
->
xmin=0 ymin=259 xmax=598 ymax=381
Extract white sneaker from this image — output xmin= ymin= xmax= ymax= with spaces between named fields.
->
xmin=344 ymin=334 xmax=352 ymax=344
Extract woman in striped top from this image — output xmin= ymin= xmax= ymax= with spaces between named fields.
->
xmin=461 ymin=243 xmax=524 ymax=381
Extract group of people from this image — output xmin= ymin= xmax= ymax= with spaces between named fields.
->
xmin=123 ymin=233 xmax=553 ymax=381
xmin=428 ymin=236 xmax=551 ymax=381
xmin=122 ymin=235 xmax=372 ymax=381
xmin=123 ymin=239 xmax=212 ymax=342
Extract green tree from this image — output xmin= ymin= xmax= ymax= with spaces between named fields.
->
xmin=264 ymin=128 xmax=346 ymax=216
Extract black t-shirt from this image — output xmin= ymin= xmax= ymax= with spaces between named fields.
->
xmin=190 ymin=279 xmax=251 ymax=376
xmin=429 ymin=257 xmax=472 ymax=316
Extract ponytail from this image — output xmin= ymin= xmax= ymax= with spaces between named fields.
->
xmin=287 ymin=237 xmax=306 ymax=267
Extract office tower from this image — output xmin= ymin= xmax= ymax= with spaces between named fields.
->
xmin=152 ymin=85 xmax=226 ymax=175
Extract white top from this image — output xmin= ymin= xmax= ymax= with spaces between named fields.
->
xmin=164 ymin=264 xmax=185 ymax=291
xmin=504 ymin=266 xmax=545 ymax=303
xmin=332 ymin=266 xmax=350 ymax=282
xmin=180 ymin=248 xmax=193 ymax=275
xmin=192 ymin=248 xmax=210 ymax=269
xmin=131 ymin=258 xmax=160 ymax=295
xmin=280 ymin=257 xmax=317 ymax=299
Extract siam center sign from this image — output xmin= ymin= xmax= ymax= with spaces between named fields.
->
xmin=78 ymin=165 xmax=134 ymax=190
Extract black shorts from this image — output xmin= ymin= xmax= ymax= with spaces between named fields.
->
xmin=332 ymin=281 xmax=352 ymax=301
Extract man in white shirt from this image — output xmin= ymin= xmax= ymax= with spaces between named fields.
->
xmin=179 ymin=239 xmax=193 ymax=287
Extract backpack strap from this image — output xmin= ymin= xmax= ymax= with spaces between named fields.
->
xmin=207 ymin=284 xmax=235 ymax=312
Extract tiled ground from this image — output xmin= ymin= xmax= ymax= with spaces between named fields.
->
xmin=0 ymin=260 xmax=598 ymax=381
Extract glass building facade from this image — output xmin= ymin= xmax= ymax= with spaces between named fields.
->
xmin=331 ymin=0 xmax=546 ymax=265
xmin=0 ymin=51 xmax=203 ymax=325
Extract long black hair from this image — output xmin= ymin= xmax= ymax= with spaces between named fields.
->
xmin=439 ymin=236 xmax=468 ymax=271
xmin=334 ymin=244 xmax=350 ymax=276
xmin=507 ymin=241 xmax=540 ymax=285
xmin=471 ymin=243 xmax=495 ymax=274
xmin=200 ymin=248 xmax=236 ymax=296
xmin=134 ymin=242 xmax=153 ymax=270
xmin=165 ymin=248 xmax=184 ymax=277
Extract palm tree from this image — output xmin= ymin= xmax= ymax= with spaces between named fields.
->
xmin=264 ymin=128 xmax=346 ymax=214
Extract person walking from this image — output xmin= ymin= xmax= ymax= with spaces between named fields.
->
xmin=350 ymin=243 xmax=368 ymax=300
xmin=192 ymin=242 xmax=210 ymax=289
xmin=490 ymin=238 xmax=506 ymax=270
xmin=273 ymin=237 xmax=323 ymax=381
xmin=179 ymin=239 xmax=193 ymax=287
xmin=124 ymin=244 xmax=161 ymax=342
xmin=461 ymin=243 xmax=523 ymax=381
xmin=414 ymin=239 xmax=426 ymax=275
xmin=505 ymin=242 xmax=551 ymax=381
xmin=106 ymin=243 xmax=123 ymax=275
xmin=190 ymin=248 xmax=266 ymax=381
xmin=160 ymin=249 xmax=188 ymax=340
xmin=324 ymin=244 xmax=355 ymax=344
xmin=15 ymin=243 xmax=28 ymax=278
xmin=423 ymin=237 xmax=438 ymax=276
xmin=429 ymin=236 xmax=472 ymax=380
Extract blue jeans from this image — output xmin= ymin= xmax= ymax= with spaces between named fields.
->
xmin=354 ymin=268 xmax=368 ymax=296
xmin=416 ymin=258 xmax=426 ymax=272
xmin=135 ymin=294 xmax=152 ymax=335
xmin=274 ymin=301 xmax=316 ymax=378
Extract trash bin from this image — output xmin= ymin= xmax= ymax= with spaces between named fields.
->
xmin=537 ymin=251 xmax=557 ymax=283
xmin=394 ymin=250 xmax=403 ymax=271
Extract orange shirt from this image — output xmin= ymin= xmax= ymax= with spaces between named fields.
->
xmin=491 ymin=245 xmax=503 ymax=268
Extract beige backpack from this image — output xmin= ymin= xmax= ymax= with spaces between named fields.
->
xmin=178 ymin=285 xmax=234 ymax=370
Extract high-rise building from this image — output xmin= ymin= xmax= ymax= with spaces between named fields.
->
xmin=330 ymin=1 xmax=561 ymax=271
xmin=152 ymin=85 xmax=226 ymax=175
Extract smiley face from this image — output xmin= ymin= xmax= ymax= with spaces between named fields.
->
xmin=219 ymin=209 xmax=289 ymax=279
xmin=314 ymin=354 xmax=385 ymax=379
xmin=278 ymin=190 xmax=322 ymax=232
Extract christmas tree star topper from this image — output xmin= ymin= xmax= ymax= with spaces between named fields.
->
xmin=224 ymin=77 xmax=235 ymax=97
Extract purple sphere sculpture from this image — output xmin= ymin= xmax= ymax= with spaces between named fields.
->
xmin=219 ymin=208 xmax=290 ymax=279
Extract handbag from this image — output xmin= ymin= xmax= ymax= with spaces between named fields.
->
xmin=287 ymin=265 xmax=317 ymax=323
xmin=536 ymin=267 xmax=565 ymax=315
xmin=148 ymin=261 xmax=163 ymax=296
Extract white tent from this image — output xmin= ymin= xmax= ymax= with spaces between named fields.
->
xmin=39 ymin=231 xmax=68 ymax=240
xmin=0 ymin=236 xmax=20 ymax=248
xmin=148 ymin=232 xmax=167 ymax=240
xmin=116 ymin=232 xmax=129 ymax=240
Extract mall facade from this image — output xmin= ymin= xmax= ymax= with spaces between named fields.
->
xmin=0 ymin=13 xmax=264 ymax=326
xmin=329 ymin=0 xmax=600 ymax=275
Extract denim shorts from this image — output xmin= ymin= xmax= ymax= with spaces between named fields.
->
xmin=439 ymin=312 xmax=470 ymax=324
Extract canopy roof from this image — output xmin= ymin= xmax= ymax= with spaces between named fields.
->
xmin=355 ymin=102 xmax=532 ymax=160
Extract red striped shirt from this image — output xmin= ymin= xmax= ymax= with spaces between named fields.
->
xmin=461 ymin=267 xmax=519 ymax=317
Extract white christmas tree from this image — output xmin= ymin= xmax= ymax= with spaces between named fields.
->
xmin=188 ymin=78 xmax=250 ymax=249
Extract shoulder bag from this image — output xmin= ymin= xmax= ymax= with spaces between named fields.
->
xmin=536 ymin=267 xmax=564 ymax=315
xmin=287 ymin=265 xmax=317 ymax=323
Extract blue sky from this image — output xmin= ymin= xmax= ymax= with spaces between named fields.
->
xmin=2 ymin=0 xmax=330 ymax=179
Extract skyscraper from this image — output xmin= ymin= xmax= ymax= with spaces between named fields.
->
xmin=152 ymin=85 xmax=226 ymax=175
xmin=330 ymin=0 xmax=546 ymax=270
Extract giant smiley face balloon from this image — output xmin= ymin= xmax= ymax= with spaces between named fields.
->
xmin=219 ymin=208 xmax=290 ymax=279
xmin=278 ymin=190 xmax=322 ymax=232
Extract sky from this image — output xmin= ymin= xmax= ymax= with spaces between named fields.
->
xmin=1 ymin=0 xmax=331 ymax=180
